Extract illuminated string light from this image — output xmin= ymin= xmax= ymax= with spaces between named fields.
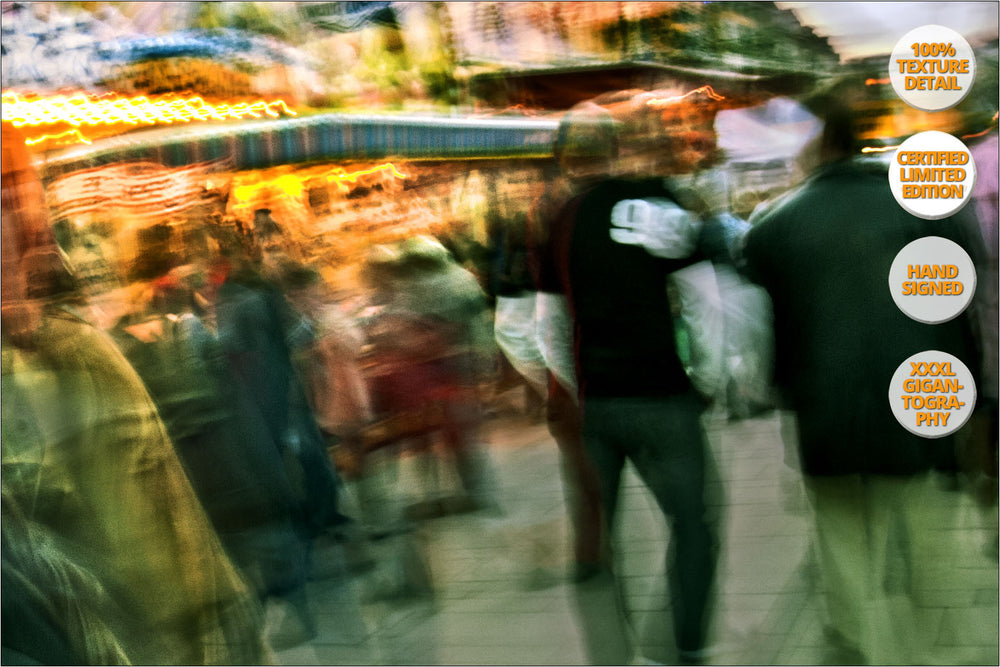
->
xmin=861 ymin=145 xmax=899 ymax=153
xmin=1 ymin=91 xmax=297 ymax=129
xmin=865 ymin=78 xmax=892 ymax=86
xmin=24 ymin=129 xmax=93 ymax=145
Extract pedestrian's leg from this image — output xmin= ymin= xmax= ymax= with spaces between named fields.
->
xmin=872 ymin=473 xmax=939 ymax=664
xmin=494 ymin=293 xmax=549 ymax=397
xmin=570 ymin=398 xmax=632 ymax=664
xmin=297 ymin=426 xmax=348 ymax=534
xmin=627 ymin=394 xmax=720 ymax=657
xmin=442 ymin=393 xmax=501 ymax=512
xmin=803 ymin=475 xmax=869 ymax=659
xmin=548 ymin=375 xmax=604 ymax=572
xmin=580 ymin=399 xmax=627 ymax=530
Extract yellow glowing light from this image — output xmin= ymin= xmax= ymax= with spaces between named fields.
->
xmin=231 ymin=163 xmax=408 ymax=207
xmin=233 ymin=184 xmax=257 ymax=203
xmin=327 ymin=163 xmax=407 ymax=184
xmin=276 ymin=174 xmax=304 ymax=198
xmin=865 ymin=78 xmax=892 ymax=86
xmin=861 ymin=145 xmax=899 ymax=153
xmin=24 ymin=129 xmax=93 ymax=146
xmin=646 ymin=85 xmax=725 ymax=108
xmin=1 ymin=91 xmax=296 ymax=129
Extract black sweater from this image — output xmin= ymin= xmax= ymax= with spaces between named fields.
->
xmin=547 ymin=178 xmax=703 ymax=398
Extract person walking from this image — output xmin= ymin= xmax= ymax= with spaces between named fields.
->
xmin=549 ymin=98 xmax=723 ymax=665
xmin=741 ymin=92 xmax=986 ymax=664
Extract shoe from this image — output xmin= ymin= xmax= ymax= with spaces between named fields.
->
xmin=985 ymin=534 xmax=999 ymax=561
xmin=822 ymin=626 xmax=867 ymax=665
xmin=571 ymin=561 xmax=606 ymax=584
xmin=676 ymin=633 xmax=749 ymax=665
xmin=265 ymin=594 xmax=317 ymax=650
xmin=523 ymin=567 xmax=562 ymax=591
xmin=677 ymin=647 xmax=710 ymax=665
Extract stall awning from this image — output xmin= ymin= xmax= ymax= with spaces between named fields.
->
xmin=35 ymin=112 xmax=561 ymax=181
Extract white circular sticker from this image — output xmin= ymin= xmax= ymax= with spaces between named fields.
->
xmin=889 ymin=25 xmax=976 ymax=111
xmin=889 ymin=351 xmax=976 ymax=438
xmin=889 ymin=236 xmax=976 ymax=324
xmin=888 ymin=131 xmax=975 ymax=220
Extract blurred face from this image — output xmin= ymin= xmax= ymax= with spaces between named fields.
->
xmin=556 ymin=105 xmax=619 ymax=182
xmin=259 ymin=238 xmax=287 ymax=278
xmin=559 ymin=152 xmax=615 ymax=183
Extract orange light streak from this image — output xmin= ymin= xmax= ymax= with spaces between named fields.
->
xmin=2 ymin=91 xmax=296 ymax=129
xmin=232 ymin=163 xmax=408 ymax=206
xmin=865 ymin=78 xmax=892 ymax=86
xmin=24 ymin=129 xmax=93 ymax=146
xmin=962 ymin=127 xmax=994 ymax=140
xmin=646 ymin=85 xmax=725 ymax=108
xmin=962 ymin=111 xmax=999 ymax=140
xmin=861 ymin=145 xmax=899 ymax=153
xmin=327 ymin=163 xmax=408 ymax=185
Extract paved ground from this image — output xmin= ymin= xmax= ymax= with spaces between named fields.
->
xmin=267 ymin=403 xmax=999 ymax=666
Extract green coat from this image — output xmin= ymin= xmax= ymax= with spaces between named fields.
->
xmin=2 ymin=307 xmax=267 ymax=665
xmin=743 ymin=160 xmax=982 ymax=476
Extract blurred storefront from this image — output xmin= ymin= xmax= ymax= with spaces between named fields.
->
xmin=3 ymin=1 xmax=997 ymax=292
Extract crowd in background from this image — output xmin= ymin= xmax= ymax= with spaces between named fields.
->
xmin=2 ymin=76 xmax=998 ymax=666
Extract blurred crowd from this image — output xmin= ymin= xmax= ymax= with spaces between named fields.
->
xmin=2 ymin=77 xmax=998 ymax=667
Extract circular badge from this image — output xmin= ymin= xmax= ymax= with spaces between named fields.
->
xmin=889 ymin=25 xmax=976 ymax=111
xmin=888 ymin=131 xmax=975 ymax=220
xmin=888 ymin=236 xmax=976 ymax=324
xmin=889 ymin=351 xmax=976 ymax=438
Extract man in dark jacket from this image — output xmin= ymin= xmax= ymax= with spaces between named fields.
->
xmin=742 ymin=94 xmax=985 ymax=664
xmin=550 ymin=99 xmax=722 ymax=665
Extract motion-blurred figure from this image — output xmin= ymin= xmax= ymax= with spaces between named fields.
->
xmin=741 ymin=93 xmax=987 ymax=664
xmin=528 ymin=168 xmax=605 ymax=579
xmin=109 ymin=244 xmax=312 ymax=622
xmin=489 ymin=209 xmax=549 ymax=415
xmin=219 ymin=218 xmax=348 ymax=543
xmin=0 ymin=125 xmax=267 ymax=664
xmin=962 ymin=118 xmax=999 ymax=547
xmin=210 ymin=221 xmax=347 ymax=640
xmin=549 ymin=99 xmax=722 ymax=664
xmin=358 ymin=237 xmax=501 ymax=516
xmin=672 ymin=179 xmax=775 ymax=419
xmin=280 ymin=261 xmax=374 ymax=481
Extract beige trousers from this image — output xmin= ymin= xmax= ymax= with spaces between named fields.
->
xmin=804 ymin=472 xmax=937 ymax=664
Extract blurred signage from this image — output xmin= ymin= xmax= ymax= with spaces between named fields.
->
xmin=47 ymin=162 xmax=214 ymax=221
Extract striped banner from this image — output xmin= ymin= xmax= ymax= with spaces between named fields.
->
xmin=46 ymin=161 xmax=221 ymax=221
xmin=38 ymin=113 xmax=560 ymax=181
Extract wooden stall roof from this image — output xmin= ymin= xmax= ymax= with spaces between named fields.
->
xmin=467 ymin=60 xmax=819 ymax=110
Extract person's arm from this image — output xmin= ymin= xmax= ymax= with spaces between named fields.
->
xmin=608 ymin=197 xmax=702 ymax=259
